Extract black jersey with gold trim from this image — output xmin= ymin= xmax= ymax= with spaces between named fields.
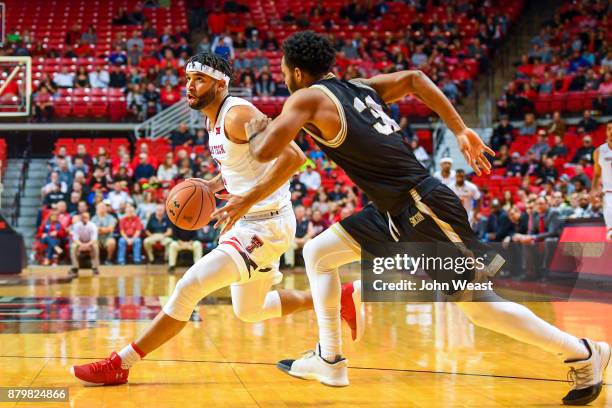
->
xmin=303 ymin=76 xmax=430 ymax=215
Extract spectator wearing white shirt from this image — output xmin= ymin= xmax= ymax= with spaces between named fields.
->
xmin=41 ymin=171 xmax=68 ymax=197
xmin=433 ymin=157 xmax=456 ymax=186
xmin=449 ymin=169 xmax=481 ymax=224
xmin=157 ymin=152 xmax=178 ymax=181
xmin=89 ymin=67 xmax=110 ymax=88
xmin=69 ymin=212 xmax=99 ymax=277
xmin=410 ymin=138 xmax=431 ymax=168
xmin=299 ymin=166 xmax=321 ymax=190
xmin=53 ymin=66 xmax=75 ymax=88
xmin=107 ymin=181 xmax=133 ymax=212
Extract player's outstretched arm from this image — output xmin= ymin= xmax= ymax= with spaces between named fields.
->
xmin=247 ymin=89 xmax=319 ymax=162
xmin=356 ymin=70 xmax=495 ymax=175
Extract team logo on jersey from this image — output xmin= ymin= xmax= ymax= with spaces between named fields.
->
xmin=409 ymin=211 xmax=425 ymax=227
xmin=215 ymin=127 xmax=221 ymax=135
xmin=245 ymin=235 xmax=264 ymax=253
xmin=210 ymin=145 xmax=226 ymax=155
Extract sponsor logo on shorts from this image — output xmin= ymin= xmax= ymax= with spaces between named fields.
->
xmin=409 ymin=211 xmax=425 ymax=227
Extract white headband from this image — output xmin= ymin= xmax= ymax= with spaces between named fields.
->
xmin=186 ymin=61 xmax=230 ymax=86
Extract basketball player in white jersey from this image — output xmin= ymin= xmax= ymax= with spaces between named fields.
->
xmin=591 ymin=120 xmax=612 ymax=241
xmin=71 ymin=53 xmax=364 ymax=386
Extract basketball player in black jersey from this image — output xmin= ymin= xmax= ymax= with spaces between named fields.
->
xmin=234 ymin=32 xmax=608 ymax=404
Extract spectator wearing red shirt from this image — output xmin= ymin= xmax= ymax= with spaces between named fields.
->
xmin=117 ymin=204 xmax=143 ymax=265
xmin=56 ymin=201 xmax=73 ymax=230
xmin=39 ymin=210 xmax=66 ymax=265
xmin=160 ymin=83 xmax=180 ymax=108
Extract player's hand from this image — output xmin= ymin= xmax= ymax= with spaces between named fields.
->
xmin=186 ymin=177 xmax=223 ymax=193
xmin=245 ymin=116 xmax=271 ymax=139
xmin=211 ymin=193 xmax=258 ymax=235
xmin=456 ymin=128 xmax=495 ymax=176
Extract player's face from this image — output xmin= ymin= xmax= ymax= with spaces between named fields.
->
xmin=281 ymin=57 xmax=301 ymax=94
xmin=186 ymin=72 xmax=220 ymax=110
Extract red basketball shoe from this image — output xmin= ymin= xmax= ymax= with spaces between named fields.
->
xmin=71 ymin=352 xmax=129 ymax=386
xmin=340 ymin=280 xmax=365 ymax=342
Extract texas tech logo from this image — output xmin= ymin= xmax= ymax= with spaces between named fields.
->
xmin=245 ymin=235 xmax=264 ymax=253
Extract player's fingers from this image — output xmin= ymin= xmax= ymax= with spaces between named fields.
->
xmin=470 ymin=157 xmax=482 ymax=176
xmin=222 ymin=218 xmax=237 ymax=235
xmin=215 ymin=193 xmax=230 ymax=201
xmin=478 ymin=154 xmax=492 ymax=171
xmin=477 ymin=156 xmax=491 ymax=174
xmin=483 ymin=145 xmax=496 ymax=156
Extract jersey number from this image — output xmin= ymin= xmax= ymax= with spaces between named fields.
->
xmin=353 ymin=96 xmax=400 ymax=135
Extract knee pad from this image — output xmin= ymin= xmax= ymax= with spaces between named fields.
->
xmin=162 ymin=272 xmax=204 ymax=321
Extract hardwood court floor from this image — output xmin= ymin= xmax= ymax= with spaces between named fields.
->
xmin=0 ymin=265 xmax=610 ymax=408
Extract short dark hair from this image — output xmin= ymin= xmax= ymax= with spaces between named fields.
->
xmin=282 ymin=31 xmax=336 ymax=77
xmin=186 ymin=53 xmax=233 ymax=83
xmin=456 ymin=169 xmax=466 ymax=175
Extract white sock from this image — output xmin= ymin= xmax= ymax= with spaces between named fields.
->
xmin=458 ymin=291 xmax=589 ymax=361
xmin=312 ymin=270 xmax=342 ymax=360
xmin=303 ymin=228 xmax=360 ymax=361
xmin=118 ymin=343 xmax=143 ymax=369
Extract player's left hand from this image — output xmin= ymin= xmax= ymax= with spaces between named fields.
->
xmin=211 ymin=193 xmax=258 ymax=235
xmin=456 ymin=128 xmax=495 ymax=176
xmin=245 ymin=115 xmax=271 ymax=139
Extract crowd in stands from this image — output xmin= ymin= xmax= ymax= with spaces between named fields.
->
xmin=0 ymin=0 xmax=523 ymax=121
xmin=37 ymin=125 xmax=403 ymax=272
xmin=440 ymin=115 xmax=611 ymax=280
xmin=497 ymin=0 xmax=612 ymax=119
xmin=1 ymin=0 xmax=189 ymax=121
xmin=203 ymin=0 xmax=522 ymax=105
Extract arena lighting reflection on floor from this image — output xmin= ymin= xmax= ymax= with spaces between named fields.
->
xmin=0 ymin=296 xmax=211 ymax=330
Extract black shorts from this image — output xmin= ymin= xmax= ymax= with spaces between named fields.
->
xmin=340 ymin=181 xmax=503 ymax=293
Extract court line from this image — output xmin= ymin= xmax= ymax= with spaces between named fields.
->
xmin=1 ymin=354 xmax=609 ymax=387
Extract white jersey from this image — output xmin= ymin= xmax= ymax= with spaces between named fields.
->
xmin=207 ymin=96 xmax=291 ymax=214
xmin=598 ymin=143 xmax=612 ymax=193
xmin=434 ymin=169 xmax=456 ymax=186
xmin=450 ymin=180 xmax=481 ymax=222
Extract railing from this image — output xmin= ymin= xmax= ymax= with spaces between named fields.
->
xmin=134 ymin=88 xmax=253 ymax=139
xmin=10 ymin=149 xmax=30 ymax=227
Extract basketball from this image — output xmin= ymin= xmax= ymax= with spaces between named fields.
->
xmin=166 ymin=179 xmax=216 ymax=230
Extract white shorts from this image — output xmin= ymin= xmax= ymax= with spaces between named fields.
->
xmin=216 ymin=205 xmax=296 ymax=286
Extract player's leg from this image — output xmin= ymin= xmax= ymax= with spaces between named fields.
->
xmin=604 ymin=193 xmax=612 ymax=241
xmin=71 ymin=249 xmax=241 ymax=385
xmin=231 ymin=276 xmax=283 ymax=322
xmin=277 ymin=225 xmax=361 ymax=387
xmin=419 ymin=184 xmax=609 ymax=405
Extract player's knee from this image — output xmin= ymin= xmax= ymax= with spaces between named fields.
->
xmin=163 ymin=272 xmax=205 ymax=321
xmin=302 ymin=236 xmax=322 ymax=265
xmin=232 ymin=304 xmax=263 ymax=323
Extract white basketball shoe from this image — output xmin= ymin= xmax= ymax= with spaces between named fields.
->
xmin=562 ymin=338 xmax=610 ymax=405
xmin=277 ymin=344 xmax=349 ymax=387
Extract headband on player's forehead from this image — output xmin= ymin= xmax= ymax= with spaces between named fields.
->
xmin=186 ymin=61 xmax=230 ymax=86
